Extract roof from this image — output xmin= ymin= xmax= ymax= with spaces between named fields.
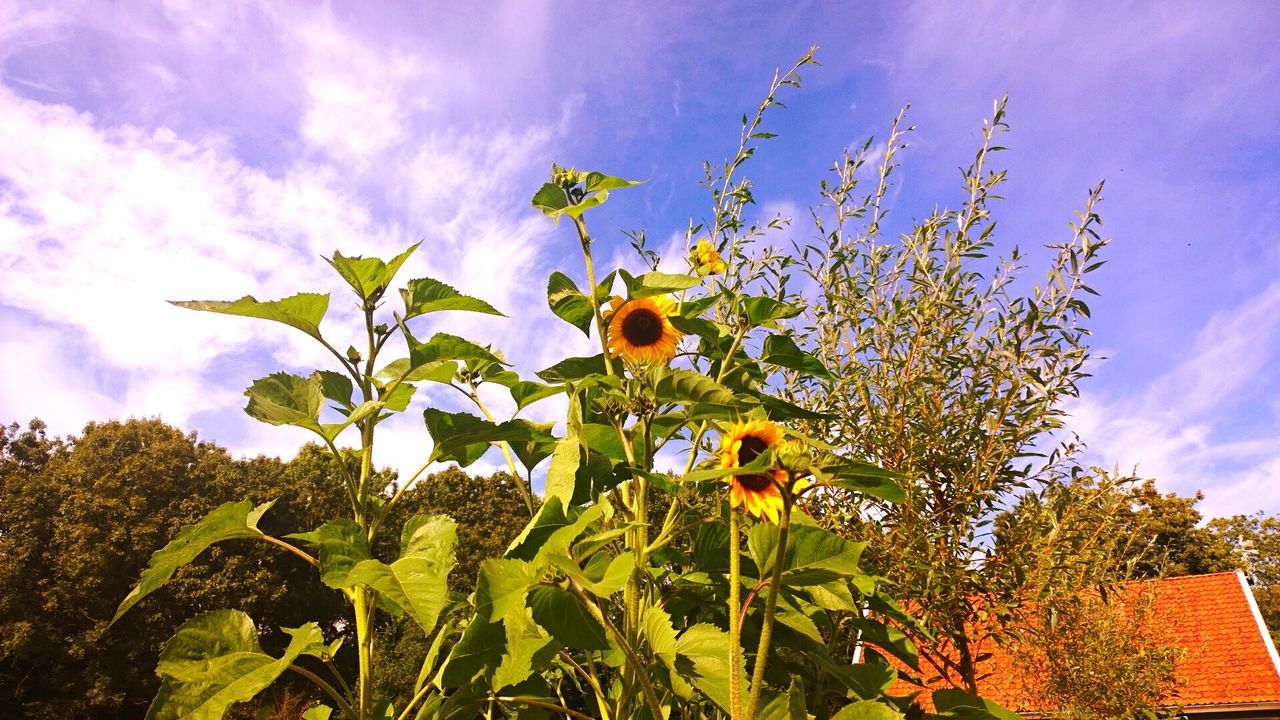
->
xmin=881 ymin=572 xmax=1280 ymax=712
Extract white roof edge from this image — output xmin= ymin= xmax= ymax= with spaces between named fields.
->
xmin=1236 ymin=569 xmax=1280 ymax=677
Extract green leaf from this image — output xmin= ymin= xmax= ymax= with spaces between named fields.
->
xmin=475 ymin=558 xmax=538 ymax=622
xmin=931 ymin=690 xmax=1020 ymax=720
xmin=344 ymin=515 xmax=457 ymax=635
xmin=314 ymin=370 xmax=354 ymax=409
xmin=402 ymin=277 xmax=503 ymax=319
xmin=510 ymin=381 xmax=563 ymax=412
xmin=438 ymin=615 xmax=507 ymax=688
xmin=527 ymin=585 xmax=610 ymax=651
xmin=548 ymin=551 xmax=633 ymax=597
xmin=286 ymin=519 xmax=371 ymax=588
xmin=830 ymin=701 xmax=904 ymax=720
xmin=504 ymin=499 xmax=604 ymax=563
xmin=852 ymin=616 xmax=918 ymax=670
xmin=301 ymin=705 xmax=333 ymax=720
xmin=113 ymin=500 xmax=272 ymax=623
xmin=423 ymin=410 xmax=554 ymax=467
xmin=244 ymin=372 xmax=323 ymax=432
xmin=547 ymin=272 xmax=594 ymax=335
xmin=171 ymin=292 xmax=329 ymax=340
xmin=327 ymin=243 xmax=420 ymax=301
xmin=761 ymin=334 xmax=832 ymax=378
xmin=492 ymin=603 xmax=555 ymax=691
xmin=652 ymin=368 xmax=745 ymax=409
xmin=408 ymin=332 xmax=505 ymax=369
xmin=641 ymin=606 xmax=679 ymax=671
xmin=749 ymin=524 xmax=866 ymax=586
xmin=742 ymin=296 xmax=803 ymax=325
xmin=377 ymin=358 xmax=457 ymax=386
xmin=379 ymin=382 xmax=417 ymax=412
xmin=535 ymin=354 xmax=620 ymax=383
xmin=674 ymin=624 xmax=744 ymax=712
xmin=758 ymin=678 xmax=807 ymax=720
xmin=543 ymin=435 xmax=581 ymax=508
xmin=145 ymin=610 xmax=323 ymax=720
xmin=583 ymin=171 xmax=643 ymax=192
xmin=625 ymin=270 xmax=700 ymax=298
xmin=817 ymin=459 xmax=905 ymax=503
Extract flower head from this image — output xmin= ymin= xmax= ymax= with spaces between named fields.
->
xmin=691 ymin=238 xmax=727 ymax=276
xmin=605 ymin=295 xmax=683 ymax=364
xmin=720 ymin=419 xmax=788 ymax=522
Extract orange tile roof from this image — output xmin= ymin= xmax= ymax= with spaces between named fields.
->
xmin=879 ymin=572 xmax=1280 ymax=712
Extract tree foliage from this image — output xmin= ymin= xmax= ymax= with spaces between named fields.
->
xmin=791 ymin=98 xmax=1110 ymax=692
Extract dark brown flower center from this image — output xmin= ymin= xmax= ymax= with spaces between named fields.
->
xmin=621 ymin=308 xmax=663 ymax=346
xmin=736 ymin=435 xmax=774 ymax=491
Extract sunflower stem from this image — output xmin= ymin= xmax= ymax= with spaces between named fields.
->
xmin=746 ymin=496 xmax=791 ymax=719
xmin=571 ymin=215 xmax=613 ymax=376
xmin=728 ymin=506 xmax=744 ymax=720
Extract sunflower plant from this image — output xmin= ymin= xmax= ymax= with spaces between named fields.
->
xmin=112 ymin=49 xmax=1020 ymax=720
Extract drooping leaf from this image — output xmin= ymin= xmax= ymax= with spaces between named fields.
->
xmin=742 ymin=295 xmax=803 ymax=325
xmin=171 ymin=293 xmax=329 ymax=340
xmin=548 ymin=551 xmax=633 ymax=597
xmin=547 ymin=271 xmax=595 ymax=335
xmin=652 ymin=368 xmax=745 ymax=410
xmin=314 ymin=370 xmax=354 ymax=409
xmin=761 ymin=333 xmax=832 ymax=378
xmin=437 ymin=615 xmax=507 ymax=688
xmin=535 ymin=354 xmax=621 ymax=383
xmin=243 ymin=372 xmax=323 ymax=432
xmin=492 ymin=603 xmax=555 ymax=691
xmin=113 ymin=501 xmax=273 ymax=623
xmin=543 ymin=435 xmax=581 ymax=508
xmin=829 ymin=700 xmax=904 ymax=720
xmin=641 ymin=605 xmax=679 ymax=671
xmin=423 ymin=410 xmax=554 ymax=467
xmin=402 ymin=277 xmax=503 ymax=319
xmin=674 ymin=624 xmax=745 ymax=713
xmin=758 ymin=678 xmax=808 ymax=720
xmin=145 ymin=610 xmax=323 ymax=720
xmin=527 ymin=585 xmax=610 ymax=651
xmin=931 ymin=690 xmax=1020 ymax=720
xmin=343 ymin=515 xmax=457 ymax=635
xmin=509 ymin=380 xmax=563 ymax=412
xmin=505 ymin=499 xmax=604 ymax=563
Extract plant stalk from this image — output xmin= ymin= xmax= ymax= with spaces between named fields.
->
xmin=746 ymin=499 xmax=791 ymax=718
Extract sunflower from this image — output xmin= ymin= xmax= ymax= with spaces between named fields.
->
xmin=605 ymin=295 xmax=683 ymax=364
xmin=691 ymin=238 xmax=727 ymax=276
xmin=720 ymin=419 xmax=788 ymax=522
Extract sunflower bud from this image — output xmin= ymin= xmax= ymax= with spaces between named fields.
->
xmin=775 ymin=439 xmax=811 ymax=475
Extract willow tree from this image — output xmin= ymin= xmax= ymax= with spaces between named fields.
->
xmin=789 ymin=98 xmax=1110 ymax=692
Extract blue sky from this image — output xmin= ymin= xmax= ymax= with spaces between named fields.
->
xmin=1 ymin=1 xmax=1278 ymax=517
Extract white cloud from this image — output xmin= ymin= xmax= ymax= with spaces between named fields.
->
xmin=1068 ymin=282 xmax=1280 ymax=517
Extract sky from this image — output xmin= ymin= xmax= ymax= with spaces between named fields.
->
xmin=1 ymin=1 xmax=1278 ymax=518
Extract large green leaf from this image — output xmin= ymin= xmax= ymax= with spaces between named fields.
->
xmin=344 ymin=515 xmax=457 ymax=635
xmin=535 ymin=354 xmax=621 ymax=383
xmin=761 ymin=334 xmax=832 ymax=378
xmin=830 ymin=701 xmax=905 ymax=720
xmin=504 ymin=499 xmax=604 ymax=563
xmin=492 ymin=604 xmax=555 ymax=691
xmin=547 ymin=271 xmax=594 ymax=335
xmin=674 ymin=624 xmax=745 ymax=712
xmin=816 ymin=458 xmax=906 ymax=503
xmin=641 ymin=606 xmax=679 ymax=671
xmin=475 ymin=558 xmax=538 ymax=622
xmin=758 ymin=679 xmax=808 ymax=720
xmin=548 ymin=551 xmax=633 ymax=597
xmin=749 ymin=524 xmax=866 ymax=587
xmin=527 ymin=585 xmax=610 ymax=650
xmin=402 ymin=277 xmax=503 ymax=319
xmin=423 ymin=410 xmax=554 ymax=467
xmin=651 ymin=368 xmax=745 ymax=410
xmin=437 ymin=615 xmax=507 ymax=688
xmin=244 ymin=372 xmax=323 ymax=430
xmin=326 ymin=243 xmax=419 ymax=301
xmin=509 ymin=380 xmax=563 ymax=412
xmin=742 ymin=296 xmax=803 ymax=325
xmin=543 ymin=436 xmax=581 ymax=508
xmin=114 ymin=501 xmax=273 ymax=623
xmin=531 ymin=172 xmax=642 ymax=221
xmin=171 ymin=292 xmax=329 ymax=340
xmin=145 ymin=610 xmax=323 ymax=720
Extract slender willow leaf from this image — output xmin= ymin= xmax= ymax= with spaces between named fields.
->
xmin=114 ymin=500 xmax=273 ymax=623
